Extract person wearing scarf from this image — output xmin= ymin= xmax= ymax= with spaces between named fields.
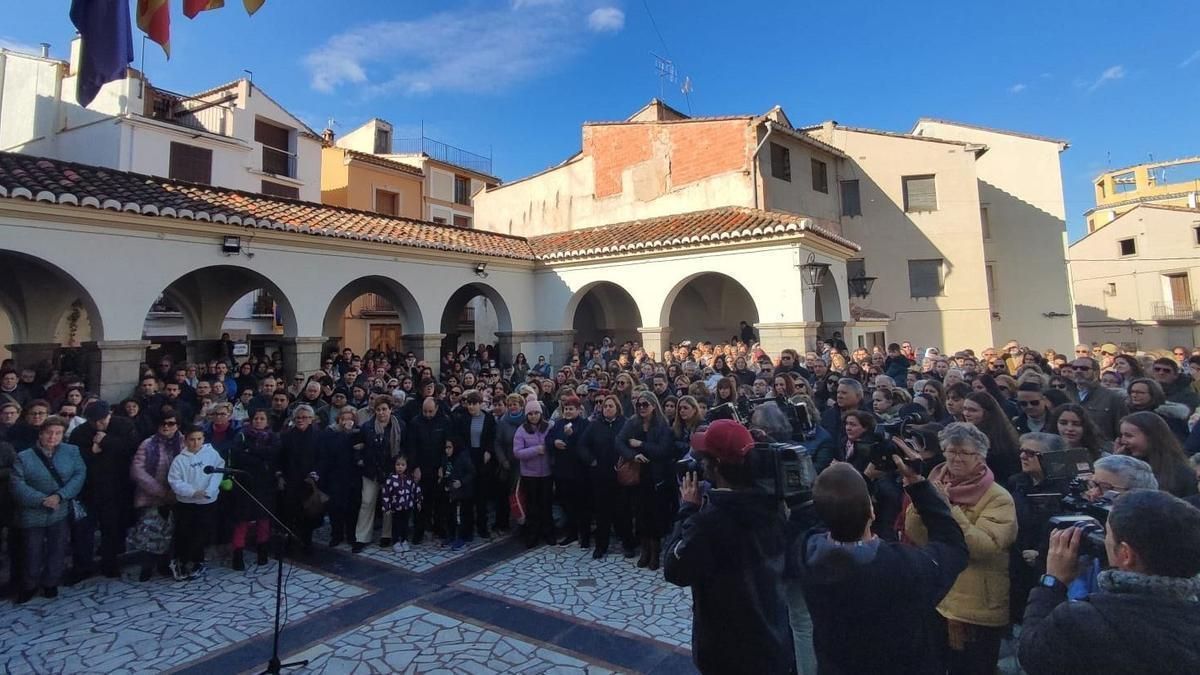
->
xmin=128 ymin=414 xmax=186 ymax=581
xmin=905 ymin=422 xmax=1017 ymax=675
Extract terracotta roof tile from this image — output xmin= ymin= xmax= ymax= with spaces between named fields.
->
xmin=0 ymin=152 xmax=534 ymax=260
xmin=341 ymin=149 xmax=425 ymax=177
xmin=528 ymin=206 xmax=860 ymax=261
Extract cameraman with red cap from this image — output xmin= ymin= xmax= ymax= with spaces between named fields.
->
xmin=663 ymin=419 xmax=794 ymax=674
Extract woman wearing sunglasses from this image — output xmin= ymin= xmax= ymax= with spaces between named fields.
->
xmin=616 ymin=391 xmax=673 ymax=570
xmin=128 ymin=413 xmax=185 ymax=581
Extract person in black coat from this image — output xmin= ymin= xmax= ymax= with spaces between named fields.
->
xmin=278 ymin=406 xmax=322 ymax=551
xmin=320 ymin=408 xmax=363 ymax=549
xmin=228 ymin=410 xmax=281 ymax=568
xmin=546 ymin=395 xmax=590 ymax=547
xmin=68 ymin=402 xmax=138 ymax=579
xmin=616 ymin=391 xmax=675 ymax=569
xmin=1018 ymin=490 xmax=1200 ymax=675
xmin=664 ymin=420 xmax=794 ymax=675
xmin=406 ymin=398 xmax=450 ymax=544
xmin=577 ymin=394 xmax=627 ymax=558
xmin=788 ymin=459 xmax=968 ymax=674
xmin=450 ymin=391 xmax=499 ymax=539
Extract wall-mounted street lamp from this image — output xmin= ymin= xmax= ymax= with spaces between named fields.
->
xmin=222 ymin=235 xmax=242 ymax=255
xmin=800 ymin=252 xmax=831 ymax=288
xmin=475 ymin=262 xmax=489 ymax=279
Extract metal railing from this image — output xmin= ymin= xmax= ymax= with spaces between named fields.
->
xmin=261 ymin=145 xmax=296 ymax=178
xmin=393 ymin=136 xmax=492 ymax=175
xmin=145 ymin=86 xmax=234 ymax=137
xmin=1151 ymin=300 xmax=1200 ymax=322
xmin=360 ymin=295 xmax=397 ymax=316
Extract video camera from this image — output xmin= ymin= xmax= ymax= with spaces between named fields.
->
xmin=739 ymin=396 xmax=815 ymax=435
xmin=1033 ymin=468 xmax=1112 ymax=565
xmin=676 ymin=441 xmax=815 ymax=506
xmin=868 ymin=410 xmax=928 ymax=472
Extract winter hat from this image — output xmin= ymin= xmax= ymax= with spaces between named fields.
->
xmin=83 ymin=400 xmax=111 ymax=423
xmin=525 ymin=400 xmax=543 ymax=416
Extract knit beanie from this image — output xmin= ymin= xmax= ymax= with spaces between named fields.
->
xmin=525 ymin=400 xmax=543 ymax=416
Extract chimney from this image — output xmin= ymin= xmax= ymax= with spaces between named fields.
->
xmin=69 ymin=36 xmax=82 ymax=76
xmin=822 ymin=120 xmax=835 ymax=136
xmin=39 ymin=43 xmax=50 ymax=58
xmin=322 ymin=127 xmax=335 ymax=145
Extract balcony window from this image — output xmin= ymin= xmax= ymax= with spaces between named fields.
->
xmin=255 ymin=119 xmax=295 ymax=178
xmin=454 ymin=175 xmax=472 ymax=205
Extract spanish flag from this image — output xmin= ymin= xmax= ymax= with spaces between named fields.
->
xmin=244 ymin=0 xmax=266 ymax=15
xmin=184 ymin=0 xmax=224 ymax=19
xmin=136 ymin=0 xmax=170 ymax=58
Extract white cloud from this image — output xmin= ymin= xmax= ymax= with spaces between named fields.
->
xmin=1086 ymin=64 xmax=1125 ymax=93
xmin=305 ymin=3 xmax=621 ymax=96
xmin=0 ymin=36 xmax=40 ymax=55
xmin=1008 ymin=83 xmax=1027 ymax=94
xmin=588 ymin=7 xmax=626 ymax=33
xmin=1180 ymin=49 xmax=1200 ymax=68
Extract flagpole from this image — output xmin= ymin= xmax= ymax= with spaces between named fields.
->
xmin=139 ymin=35 xmax=146 ymax=98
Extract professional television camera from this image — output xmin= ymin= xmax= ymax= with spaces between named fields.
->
xmin=867 ymin=409 xmax=929 ymax=471
xmin=677 ymin=441 xmax=815 ymax=506
xmin=723 ymin=395 xmax=815 ymax=435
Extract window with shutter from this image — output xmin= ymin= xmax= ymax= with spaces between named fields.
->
xmin=770 ymin=143 xmax=791 ymax=181
xmin=375 ymin=189 xmax=399 ymax=216
xmin=168 ymin=142 xmax=212 ymax=185
xmin=454 ymin=175 xmax=471 ymax=205
xmin=811 ymin=159 xmax=828 ymax=193
xmin=261 ymin=181 xmax=299 ymax=199
xmin=908 ymin=259 xmax=944 ymax=297
xmin=840 ymin=179 xmax=861 ymax=216
xmin=453 ymin=214 xmax=472 ymax=228
xmin=903 ymin=175 xmax=937 ymax=212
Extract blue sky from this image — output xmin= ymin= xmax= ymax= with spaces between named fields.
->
xmin=4 ymin=1 xmax=1197 ymax=240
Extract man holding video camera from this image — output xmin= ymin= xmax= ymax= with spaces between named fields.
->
xmin=663 ymin=419 xmax=794 ymax=675
xmin=1018 ymin=489 xmax=1200 ymax=674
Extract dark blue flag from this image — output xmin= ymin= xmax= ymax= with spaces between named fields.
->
xmin=69 ymin=0 xmax=135 ymax=107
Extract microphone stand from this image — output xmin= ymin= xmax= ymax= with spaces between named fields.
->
xmin=226 ymin=473 xmax=310 ymax=675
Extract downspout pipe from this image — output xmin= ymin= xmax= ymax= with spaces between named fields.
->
xmin=750 ymin=120 xmax=774 ymax=210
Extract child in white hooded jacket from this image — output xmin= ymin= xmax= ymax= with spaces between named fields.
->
xmin=167 ymin=429 xmax=225 ymax=579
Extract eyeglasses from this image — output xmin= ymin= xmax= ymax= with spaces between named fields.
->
xmin=450 ymin=390 xmax=463 ymax=396
xmin=1051 ymin=383 xmax=1069 ymax=390
xmin=1019 ymin=448 xmax=1041 ymax=458
xmin=636 ymin=401 xmax=652 ymax=409
xmin=1070 ymin=365 xmax=1093 ymax=372
xmin=1086 ymin=480 xmax=1128 ymax=494
xmin=1018 ymin=399 xmax=1043 ymax=407
xmin=160 ymin=421 xmax=178 ymax=427
xmin=1074 ymin=350 xmax=1090 ymax=355
xmin=944 ymin=449 xmax=979 ymax=458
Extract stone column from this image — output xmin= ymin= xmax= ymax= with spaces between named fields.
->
xmin=280 ymin=337 xmax=328 ymax=379
xmin=82 ymin=340 xmax=150 ymax=402
xmin=402 ymin=333 xmax=446 ymax=372
xmin=5 ymin=342 xmax=61 ymax=370
xmin=636 ymin=327 xmax=672 ymax=362
xmin=755 ymin=322 xmax=821 ymax=358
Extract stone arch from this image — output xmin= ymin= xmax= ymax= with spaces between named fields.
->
xmin=814 ymin=274 xmax=845 ymax=326
xmin=439 ymin=282 xmax=513 ymax=353
xmin=565 ymin=281 xmax=642 ymax=346
xmin=0 ymin=249 xmax=105 ymax=345
xmin=321 ymin=275 xmax=426 ymax=346
xmin=144 ymin=265 xmax=299 ymax=339
xmin=659 ymin=272 xmax=760 ymax=344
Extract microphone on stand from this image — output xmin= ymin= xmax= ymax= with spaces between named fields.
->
xmin=203 ymin=466 xmax=248 ymax=476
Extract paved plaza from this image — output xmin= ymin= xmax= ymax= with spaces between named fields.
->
xmin=0 ymin=531 xmax=695 ymax=674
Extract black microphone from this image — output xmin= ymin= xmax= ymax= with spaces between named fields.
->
xmin=203 ymin=466 xmax=248 ymax=475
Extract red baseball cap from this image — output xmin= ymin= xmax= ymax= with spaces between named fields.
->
xmin=691 ymin=419 xmax=755 ymax=464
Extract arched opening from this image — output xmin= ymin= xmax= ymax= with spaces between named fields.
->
xmin=439 ymin=283 xmax=512 ymax=360
xmin=143 ymin=265 xmax=298 ymax=366
xmin=0 ymin=250 xmax=103 ymax=369
xmin=661 ymin=272 xmax=760 ymax=345
xmin=815 ymin=275 xmax=845 ymax=338
xmin=567 ymin=281 xmax=641 ymax=347
xmin=321 ymin=276 xmax=424 ymax=355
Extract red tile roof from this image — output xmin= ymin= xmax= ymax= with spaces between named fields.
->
xmin=0 ymin=153 xmax=863 ymax=264
xmin=529 ymin=206 xmax=859 ymax=261
xmin=341 ymin=149 xmax=425 ymax=177
xmin=0 ymin=152 xmax=534 ymax=259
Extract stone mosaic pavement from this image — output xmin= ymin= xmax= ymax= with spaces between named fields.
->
xmin=312 ymin=522 xmax=506 ymax=574
xmin=459 ymin=546 xmax=693 ymax=650
xmin=288 ymin=605 xmax=618 ymax=674
xmin=0 ymin=559 xmax=365 ymax=675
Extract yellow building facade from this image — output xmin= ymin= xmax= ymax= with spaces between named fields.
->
xmin=1087 ymin=156 xmax=1200 ymax=232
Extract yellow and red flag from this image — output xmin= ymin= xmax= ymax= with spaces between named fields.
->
xmin=136 ymin=0 xmax=171 ymax=58
xmin=184 ymin=0 xmax=224 ymax=19
xmin=244 ymin=0 xmax=266 ymax=15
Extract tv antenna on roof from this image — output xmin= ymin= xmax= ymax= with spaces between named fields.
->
xmin=652 ymin=52 xmax=676 ymax=99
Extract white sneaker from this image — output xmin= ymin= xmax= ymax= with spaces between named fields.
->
xmin=392 ymin=542 xmax=403 ymax=553
xmin=401 ymin=541 xmax=410 ymax=552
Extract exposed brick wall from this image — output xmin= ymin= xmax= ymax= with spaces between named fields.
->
xmin=668 ymin=120 xmax=748 ymax=187
xmin=584 ymin=125 xmax=654 ymax=198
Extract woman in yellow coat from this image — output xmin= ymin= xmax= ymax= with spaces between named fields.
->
xmin=906 ymin=422 xmax=1017 ymax=675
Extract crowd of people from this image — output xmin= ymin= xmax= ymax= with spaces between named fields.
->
xmin=3 ymin=333 xmax=1200 ymax=672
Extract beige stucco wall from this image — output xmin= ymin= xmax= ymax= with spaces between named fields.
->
xmin=321 ymin=149 xmax=423 ymax=219
xmin=914 ymin=121 xmax=1077 ymax=353
xmin=759 ymin=132 xmax=842 ymax=225
xmin=1069 ymin=206 xmax=1200 ymax=349
xmin=810 ymin=127 xmax=995 ymax=353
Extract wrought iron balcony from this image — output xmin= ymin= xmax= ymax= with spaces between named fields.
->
xmin=1151 ymin=300 xmax=1200 ymax=322
xmin=393 ymin=136 xmax=492 ymax=175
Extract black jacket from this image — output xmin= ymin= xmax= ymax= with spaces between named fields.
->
xmin=546 ymin=416 xmax=589 ymax=481
xmin=69 ymin=416 xmax=138 ymax=509
xmin=788 ymin=480 xmax=969 ymax=675
xmin=406 ymin=414 xmax=450 ymax=478
xmin=319 ymin=426 xmax=363 ymax=504
xmin=229 ymin=428 xmax=281 ymax=522
xmin=663 ymin=490 xmax=793 ymax=675
xmin=1018 ymin=571 xmax=1200 ymax=674
xmin=450 ymin=408 xmax=497 ymax=465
